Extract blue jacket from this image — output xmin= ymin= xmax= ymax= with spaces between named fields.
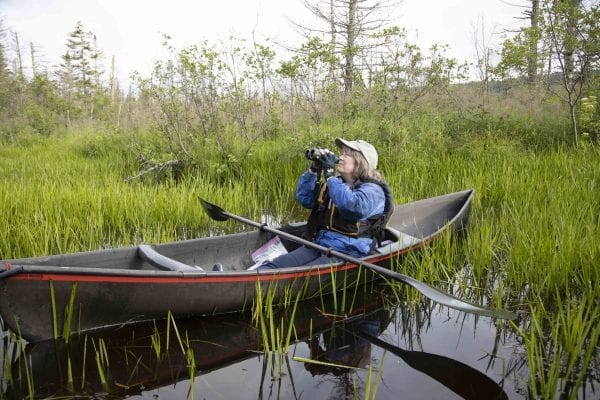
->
xmin=295 ymin=171 xmax=385 ymax=257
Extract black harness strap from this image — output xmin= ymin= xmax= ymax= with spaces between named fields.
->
xmin=305 ymin=178 xmax=394 ymax=246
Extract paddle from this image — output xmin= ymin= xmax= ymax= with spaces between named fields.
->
xmin=199 ymin=199 xmax=516 ymax=320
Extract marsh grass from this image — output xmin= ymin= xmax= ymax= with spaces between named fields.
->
xmin=150 ymin=320 xmax=162 ymax=359
xmin=92 ymin=337 xmax=110 ymax=390
xmin=363 ymin=353 xmax=386 ymax=400
xmin=1 ymin=123 xmax=598 ymax=397
xmin=2 ymin=331 xmax=34 ymax=400
xmin=80 ymin=335 xmax=88 ymax=390
xmin=516 ymin=292 xmax=600 ymax=399
xmin=48 ymin=281 xmax=79 ymax=342
xmin=252 ymin=270 xmax=373 ymax=381
xmin=292 ymin=355 xmax=360 ymax=371
xmin=252 ymin=280 xmax=303 ymax=377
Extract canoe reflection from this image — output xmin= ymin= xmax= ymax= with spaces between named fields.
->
xmin=6 ymin=291 xmax=386 ymax=399
xmin=6 ymin=290 xmax=508 ymax=400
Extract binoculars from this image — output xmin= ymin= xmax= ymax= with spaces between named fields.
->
xmin=304 ymin=148 xmax=339 ymax=163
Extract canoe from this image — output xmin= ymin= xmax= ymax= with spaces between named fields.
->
xmin=0 ymin=189 xmax=474 ymax=342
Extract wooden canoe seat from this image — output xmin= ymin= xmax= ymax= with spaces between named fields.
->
xmin=138 ymin=245 xmax=203 ymax=272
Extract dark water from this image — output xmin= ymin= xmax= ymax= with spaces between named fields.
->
xmin=1 ymin=285 xmax=594 ymax=399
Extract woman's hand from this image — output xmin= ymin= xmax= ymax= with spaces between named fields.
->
xmin=320 ymin=151 xmax=338 ymax=178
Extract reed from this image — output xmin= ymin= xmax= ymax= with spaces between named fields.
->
xmin=515 ymin=291 xmax=600 ymax=399
xmin=168 ymin=311 xmax=186 ymax=357
xmin=92 ymin=338 xmax=110 ymax=391
xmin=48 ymin=281 xmax=80 ymax=342
xmin=185 ymin=332 xmax=196 ymax=400
xmin=363 ymin=352 xmax=386 ymax=400
xmin=62 ymin=283 xmax=78 ymax=343
xmin=4 ymin=328 xmax=35 ymax=400
xmin=160 ymin=311 xmax=198 ymax=398
xmin=252 ymin=280 xmax=302 ymax=377
xmin=80 ymin=335 xmax=88 ymax=390
xmin=66 ymin=355 xmax=74 ymax=392
xmin=49 ymin=281 xmax=58 ymax=340
xmin=150 ymin=320 xmax=162 ymax=359
xmin=22 ymin=342 xmax=34 ymax=400
xmin=292 ymin=356 xmax=360 ymax=371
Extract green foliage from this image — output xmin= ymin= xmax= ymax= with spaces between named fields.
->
xmin=497 ymin=0 xmax=600 ymax=144
xmin=496 ymin=27 xmax=542 ymax=79
xmin=0 ymin=7 xmax=597 ymax=398
xmin=24 ymin=75 xmax=64 ymax=135
xmin=578 ymin=95 xmax=600 ymax=141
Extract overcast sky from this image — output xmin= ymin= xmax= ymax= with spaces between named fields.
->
xmin=1 ymin=0 xmax=525 ymax=86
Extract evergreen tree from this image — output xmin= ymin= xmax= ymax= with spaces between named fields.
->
xmin=57 ymin=21 xmax=103 ymax=118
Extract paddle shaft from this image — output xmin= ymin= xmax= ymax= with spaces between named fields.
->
xmin=213 ymin=207 xmax=516 ymax=320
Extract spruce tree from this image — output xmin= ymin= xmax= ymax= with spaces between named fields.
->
xmin=57 ymin=21 xmax=103 ymax=118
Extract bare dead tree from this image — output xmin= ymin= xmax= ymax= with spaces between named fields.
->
xmin=13 ymin=32 xmax=23 ymax=80
xmin=471 ymin=17 xmax=492 ymax=98
xmin=109 ymin=55 xmax=116 ymax=101
xmin=294 ymin=0 xmax=400 ymax=94
xmin=527 ymin=0 xmax=541 ymax=84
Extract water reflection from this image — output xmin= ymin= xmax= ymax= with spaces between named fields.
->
xmin=4 ymin=284 xmax=518 ymax=399
xmin=304 ymin=311 xmax=389 ymax=376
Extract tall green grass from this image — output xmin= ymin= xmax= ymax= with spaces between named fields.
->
xmin=1 ymin=120 xmax=598 ymax=398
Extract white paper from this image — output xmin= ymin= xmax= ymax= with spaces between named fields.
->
xmin=247 ymin=236 xmax=288 ymax=270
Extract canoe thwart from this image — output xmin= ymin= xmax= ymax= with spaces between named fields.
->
xmin=137 ymin=245 xmax=203 ymax=272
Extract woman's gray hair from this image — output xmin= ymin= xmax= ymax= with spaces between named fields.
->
xmin=348 ymin=149 xmax=382 ymax=181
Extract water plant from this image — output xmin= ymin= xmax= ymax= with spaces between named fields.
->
xmin=150 ymin=320 xmax=162 ymax=359
xmin=252 ymin=279 xmax=302 ymax=377
xmin=2 ymin=329 xmax=35 ymax=400
xmin=92 ymin=337 xmax=110 ymax=391
xmin=48 ymin=281 xmax=79 ymax=343
xmin=363 ymin=353 xmax=386 ymax=400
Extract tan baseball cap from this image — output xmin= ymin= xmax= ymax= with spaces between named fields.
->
xmin=335 ymin=137 xmax=378 ymax=169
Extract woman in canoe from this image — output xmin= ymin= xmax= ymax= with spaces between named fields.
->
xmin=258 ymin=137 xmax=394 ymax=269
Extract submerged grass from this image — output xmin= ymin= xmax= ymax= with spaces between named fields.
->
xmin=0 ymin=125 xmax=598 ymax=398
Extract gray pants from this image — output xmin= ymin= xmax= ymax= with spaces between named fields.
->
xmin=258 ymin=245 xmax=340 ymax=269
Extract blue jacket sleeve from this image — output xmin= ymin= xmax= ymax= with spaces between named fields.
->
xmin=295 ymin=170 xmax=318 ymax=209
xmin=325 ymin=177 xmax=385 ymax=220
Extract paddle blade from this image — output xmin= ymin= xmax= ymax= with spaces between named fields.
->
xmin=199 ymin=199 xmax=230 ymax=222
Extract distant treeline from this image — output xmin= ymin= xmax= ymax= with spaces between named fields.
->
xmin=0 ymin=1 xmax=598 ymax=163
